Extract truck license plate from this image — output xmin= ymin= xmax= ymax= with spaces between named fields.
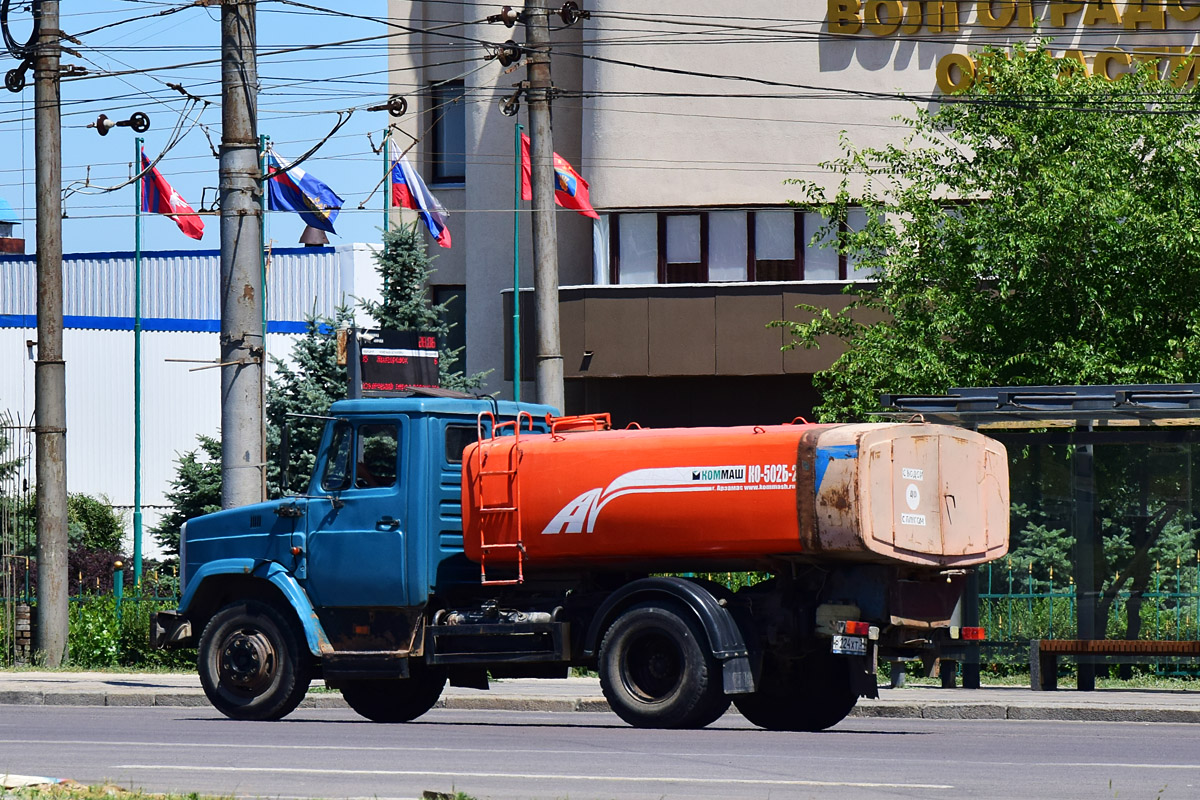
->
xmin=831 ymin=634 xmax=867 ymax=656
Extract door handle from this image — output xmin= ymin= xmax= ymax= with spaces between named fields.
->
xmin=377 ymin=516 xmax=400 ymax=530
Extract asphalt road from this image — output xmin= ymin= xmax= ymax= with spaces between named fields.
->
xmin=2 ymin=705 xmax=1199 ymax=800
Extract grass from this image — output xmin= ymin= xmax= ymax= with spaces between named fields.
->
xmin=2 ymin=784 xmax=228 ymax=800
xmin=0 ymin=783 xmax=480 ymax=800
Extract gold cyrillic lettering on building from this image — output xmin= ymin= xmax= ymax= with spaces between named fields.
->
xmin=927 ymin=1 xmax=961 ymax=33
xmin=865 ymin=0 xmax=905 ymax=34
xmin=900 ymin=0 xmax=923 ymax=33
xmin=1123 ymin=2 xmax=1166 ymax=29
xmin=1131 ymin=46 xmax=1178 ymax=74
xmin=828 ymin=0 xmax=863 ymax=34
xmin=936 ymin=52 xmax=975 ymax=92
xmin=1168 ymin=2 xmax=1200 ymax=22
xmin=1093 ymin=47 xmax=1132 ymax=79
xmin=1048 ymin=2 xmax=1085 ymax=27
xmin=1060 ymin=49 xmax=1090 ymax=76
xmin=1082 ymin=1 xmax=1121 ymax=25
xmin=1168 ymin=47 xmax=1200 ymax=86
xmin=976 ymin=0 xmax=1015 ymax=27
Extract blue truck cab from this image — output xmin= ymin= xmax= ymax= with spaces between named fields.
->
xmin=154 ymin=395 xmax=558 ymax=722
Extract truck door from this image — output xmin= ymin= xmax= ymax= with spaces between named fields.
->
xmin=304 ymin=418 xmax=412 ymax=608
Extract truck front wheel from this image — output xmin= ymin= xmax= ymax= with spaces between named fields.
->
xmin=733 ymin=650 xmax=857 ymax=732
xmin=599 ymin=601 xmax=730 ymax=729
xmin=198 ymin=600 xmax=312 ymax=721
xmin=339 ymin=662 xmax=447 ymax=722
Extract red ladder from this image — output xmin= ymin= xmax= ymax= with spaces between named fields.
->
xmin=472 ymin=411 xmax=534 ymax=585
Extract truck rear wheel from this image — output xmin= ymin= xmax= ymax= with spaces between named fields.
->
xmin=339 ymin=662 xmax=447 ymax=723
xmin=599 ymin=601 xmax=730 ymax=729
xmin=733 ymin=650 xmax=858 ymax=732
xmin=198 ymin=599 xmax=312 ymax=721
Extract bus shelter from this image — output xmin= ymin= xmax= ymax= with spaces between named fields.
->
xmin=881 ymin=385 xmax=1200 ymax=689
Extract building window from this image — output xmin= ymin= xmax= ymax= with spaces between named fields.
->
xmin=430 ymin=81 xmax=465 ymax=183
xmin=753 ymin=210 xmax=799 ymax=281
xmin=707 ymin=210 xmax=747 ymax=282
xmin=615 ymin=213 xmax=658 ymax=284
xmin=664 ymin=213 xmax=705 ymax=283
xmin=432 ymin=285 xmax=465 ymax=375
xmin=604 ymin=208 xmax=867 ymax=285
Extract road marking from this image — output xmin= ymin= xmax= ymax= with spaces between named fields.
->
xmin=111 ymin=765 xmax=952 ymax=790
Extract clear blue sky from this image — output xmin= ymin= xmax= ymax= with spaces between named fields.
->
xmin=0 ymin=1 xmax=391 ymax=254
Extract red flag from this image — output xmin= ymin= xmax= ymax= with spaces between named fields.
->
xmin=520 ymin=133 xmax=598 ymax=219
xmin=141 ymin=150 xmax=204 ymax=240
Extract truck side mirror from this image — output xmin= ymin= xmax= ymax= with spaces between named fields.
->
xmin=280 ymin=419 xmax=291 ymax=493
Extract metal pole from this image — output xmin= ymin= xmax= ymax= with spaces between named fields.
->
xmin=33 ymin=0 xmax=68 ymax=667
xmin=383 ymin=132 xmax=390 ymax=233
xmin=258 ymin=133 xmax=268 ymax=500
xmin=219 ymin=1 xmax=265 ymax=508
xmin=512 ymin=121 xmax=523 ymax=403
xmin=113 ymin=561 xmax=124 ymax=625
xmin=133 ymin=136 xmax=143 ymax=588
xmin=524 ymin=0 xmax=563 ymax=413
xmin=1073 ymin=431 xmax=1097 ymax=691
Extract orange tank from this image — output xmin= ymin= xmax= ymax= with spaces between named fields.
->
xmin=461 ymin=419 xmax=1009 ymax=572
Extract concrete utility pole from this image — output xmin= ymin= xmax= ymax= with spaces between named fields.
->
xmin=219 ymin=1 xmax=265 ymax=508
xmin=33 ymin=0 xmax=68 ymax=666
xmin=524 ymin=0 xmax=564 ymax=413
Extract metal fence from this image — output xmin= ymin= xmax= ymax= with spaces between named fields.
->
xmin=1 ymin=412 xmax=35 ymax=664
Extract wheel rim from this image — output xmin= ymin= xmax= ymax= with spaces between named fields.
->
xmin=218 ymin=626 xmax=277 ymax=695
xmin=621 ymin=629 xmax=682 ymax=703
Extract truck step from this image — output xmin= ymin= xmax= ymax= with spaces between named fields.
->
xmin=322 ymin=649 xmax=413 ymax=680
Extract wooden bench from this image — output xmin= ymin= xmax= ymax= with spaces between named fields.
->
xmin=1030 ymin=639 xmax=1200 ymax=690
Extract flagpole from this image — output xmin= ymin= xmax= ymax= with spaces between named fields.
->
xmin=132 ymin=136 xmax=144 ymax=588
xmin=512 ymin=121 xmax=522 ymax=404
xmin=383 ymin=130 xmax=390 ymax=233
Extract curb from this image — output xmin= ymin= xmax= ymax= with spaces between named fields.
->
xmin=2 ymin=690 xmax=1199 ymax=723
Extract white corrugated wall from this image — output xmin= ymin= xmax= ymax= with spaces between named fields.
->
xmin=0 ymin=243 xmax=381 ymax=557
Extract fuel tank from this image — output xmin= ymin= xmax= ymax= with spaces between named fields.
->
xmin=461 ymin=421 xmax=1009 ymax=570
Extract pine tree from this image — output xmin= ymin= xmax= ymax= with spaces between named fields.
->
xmin=361 ymin=222 xmax=489 ymax=391
xmin=152 ymin=434 xmax=222 ymax=557
xmin=265 ymin=308 xmax=353 ymax=496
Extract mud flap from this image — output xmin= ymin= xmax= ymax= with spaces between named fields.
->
xmin=722 ymin=654 xmax=755 ymax=694
xmin=847 ymin=645 xmax=879 ymax=699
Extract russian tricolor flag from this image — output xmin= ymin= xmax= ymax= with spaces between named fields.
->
xmin=265 ymin=148 xmax=344 ymax=234
xmin=391 ymin=153 xmax=451 ymax=248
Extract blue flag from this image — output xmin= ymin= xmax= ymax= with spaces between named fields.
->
xmin=265 ymin=148 xmax=343 ymax=234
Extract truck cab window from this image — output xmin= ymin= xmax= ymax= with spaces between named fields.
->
xmin=445 ymin=424 xmax=479 ymax=464
xmin=321 ymin=422 xmax=353 ymax=492
xmin=357 ymin=424 xmax=399 ymax=488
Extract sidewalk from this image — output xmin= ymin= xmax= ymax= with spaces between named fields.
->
xmin=2 ymin=671 xmax=1200 ymax=722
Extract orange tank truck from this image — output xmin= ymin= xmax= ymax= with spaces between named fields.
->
xmin=157 ymin=395 xmax=1011 ymax=733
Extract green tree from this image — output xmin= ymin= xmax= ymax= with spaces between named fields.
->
xmin=152 ymin=434 xmax=222 ymax=557
xmin=779 ymin=44 xmax=1200 ymax=422
xmin=265 ymin=309 xmax=352 ymax=496
xmin=67 ymin=493 xmax=126 ymax=552
xmin=361 ymin=223 xmax=489 ymax=391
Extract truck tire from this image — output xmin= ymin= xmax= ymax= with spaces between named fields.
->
xmin=198 ymin=599 xmax=312 ymax=721
xmin=733 ymin=650 xmax=857 ymax=732
xmin=339 ymin=662 xmax=447 ymax=723
xmin=599 ymin=601 xmax=730 ymax=729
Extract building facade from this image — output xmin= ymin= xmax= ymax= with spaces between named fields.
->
xmin=388 ymin=1 xmax=1200 ymax=425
